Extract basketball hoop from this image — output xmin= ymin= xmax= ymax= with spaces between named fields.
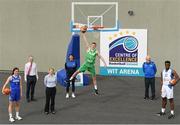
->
xmin=91 ymin=25 xmax=104 ymax=30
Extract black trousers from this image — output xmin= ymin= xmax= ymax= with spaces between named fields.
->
xmin=26 ymin=75 xmax=37 ymax=100
xmin=145 ymin=77 xmax=155 ymax=98
xmin=66 ymin=73 xmax=75 ymax=93
xmin=44 ymin=87 xmax=56 ymax=112
xmin=66 ymin=80 xmax=75 ymax=93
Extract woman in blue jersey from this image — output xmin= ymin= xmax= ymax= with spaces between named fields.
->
xmin=2 ymin=67 xmax=23 ymax=122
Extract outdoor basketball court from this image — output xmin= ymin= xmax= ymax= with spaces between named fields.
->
xmin=0 ymin=72 xmax=180 ymax=124
xmin=0 ymin=0 xmax=180 ymax=124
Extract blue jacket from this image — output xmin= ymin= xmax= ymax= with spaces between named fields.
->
xmin=143 ymin=61 xmax=157 ymax=78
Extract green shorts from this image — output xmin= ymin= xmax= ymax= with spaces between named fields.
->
xmin=78 ymin=63 xmax=96 ymax=77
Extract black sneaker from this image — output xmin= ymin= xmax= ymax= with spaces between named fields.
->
xmin=31 ymin=98 xmax=37 ymax=101
xmin=156 ymin=112 xmax=166 ymax=116
xmin=150 ymin=96 xmax=155 ymax=100
xmin=168 ymin=114 xmax=175 ymax=119
xmin=27 ymin=99 xmax=30 ymax=103
xmin=144 ymin=97 xmax=149 ymax=100
xmin=95 ymin=89 xmax=99 ymax=95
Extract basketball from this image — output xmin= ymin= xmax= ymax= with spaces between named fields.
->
xmin=80 ymin=26 xmax=87 ymax=33
xmin=3 ymin=88 xmax=11 ymax=95
xmin=170 ymin=79 xmax=177 ymax=86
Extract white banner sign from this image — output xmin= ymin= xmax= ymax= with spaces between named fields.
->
xmin=75 ymin=73 xmax=83 ymax=86
xmin=100 ymin=29 xmax=147 ymax=76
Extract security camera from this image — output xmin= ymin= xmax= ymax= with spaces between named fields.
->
xmin=128 ymin=10 xmax=134 ymax=16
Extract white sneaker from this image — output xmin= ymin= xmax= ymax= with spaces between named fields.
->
xmin=69 ymin=77 xmax=73 ymax=81
xmin=71 ymin=93 xmax=76 ymax=98
xmin=9 ymin=117 xmax=15 ymax=122
xmin=15 ymin=115 xmax=22 ymax=120
xmin=66 ymin=93 xmax=69 ymax=98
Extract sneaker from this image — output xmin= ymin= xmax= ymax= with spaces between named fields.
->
xmin=168 ymin=114 xmax=175 ymax=119
xmin=15 ymin=116 xmax=22 ymax=120
xmin=144 ymin=97 xmax=149 ymax=100
xmin=95 ymin=89 xmax=99 ymax=95
xmin=44 ymin=112 xmax=49 ymax=115
xmin=66 ymin=93 xmax=69 ymax=98
xmin=31 ymin=98 xmax=37 ymax=101
xmin=51 ymin=111 xmax=56 ymax=114
xmin=150 ymin=96 xmax=155 ymax=100
xmin=156 ymin=112 xmax=166 ymax=116
xmin=9 ymin=117 xmax=15 ymax=123
xmin=69 ymin=77 xmax=73 ymax=81
xmin=27 ymin=99 xmax=30 ymax=103
xmin=71 ymin=93 xmax=76 ymax=98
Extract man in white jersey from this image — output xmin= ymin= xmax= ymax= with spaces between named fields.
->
xmin=157 ymin=61 xmax=179 ymax=119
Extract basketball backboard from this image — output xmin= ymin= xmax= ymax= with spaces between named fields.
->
xmin=71 ymin=2 xmax=119 ymax=32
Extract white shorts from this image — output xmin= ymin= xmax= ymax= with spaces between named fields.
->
xmin=161 ymin=85 xmax=174 ymax=99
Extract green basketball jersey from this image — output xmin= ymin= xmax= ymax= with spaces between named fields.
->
xmin=85 ymin=48 xmax=97 ymax=65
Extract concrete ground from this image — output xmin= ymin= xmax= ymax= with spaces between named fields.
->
xmin=0 ymin=72 xmax=180 ymax=124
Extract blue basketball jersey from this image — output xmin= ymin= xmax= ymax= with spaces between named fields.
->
xmin=9 ymin=75 xmax=21 ymax=101
xmin=10 ymin=75 xmax=20 ymax=90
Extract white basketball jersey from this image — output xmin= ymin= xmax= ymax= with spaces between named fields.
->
xmin=162 ymin=69 xmax=173 ymax=85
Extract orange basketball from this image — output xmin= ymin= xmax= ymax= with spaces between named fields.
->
xmin=80 ymin=26 xmax=87 ymax=33
xmin=170 ymin=79 xmax=176 ymax=86
xmin=3 ymin=88 xmax=11 ymax=95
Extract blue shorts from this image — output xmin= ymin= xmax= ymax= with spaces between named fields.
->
xmin=9 ymin=89 xmax=20 ymax=102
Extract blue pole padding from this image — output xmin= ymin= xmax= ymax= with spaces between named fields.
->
xmin=57 ymin=34 xmax=89 ymax=87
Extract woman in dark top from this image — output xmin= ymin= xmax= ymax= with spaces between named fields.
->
xmin=65 ymin=55 xmax=77 ymax=98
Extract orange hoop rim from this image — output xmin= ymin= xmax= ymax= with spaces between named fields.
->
xmin=91 ymin=25 xmax=104 ymax=30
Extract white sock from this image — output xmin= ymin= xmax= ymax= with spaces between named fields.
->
xmin=171 ymin=110 xmax=174 ymax=115
xmin=94 ymin=85 xmax=97 ymax=90
xmin=9 ymin=113 xmax=13 ymax=118
xmin=16 ymin=112 xmax=19 ymax=117
xmin=161 ymin=108 xmax=165 ymax=113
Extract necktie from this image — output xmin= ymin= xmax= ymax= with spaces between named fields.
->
xmin=27 ymin=62 xmax=32 ymax=75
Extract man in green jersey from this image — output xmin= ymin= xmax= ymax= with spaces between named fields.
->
xmin=70 ymin=33 xmax=107 ymax=95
